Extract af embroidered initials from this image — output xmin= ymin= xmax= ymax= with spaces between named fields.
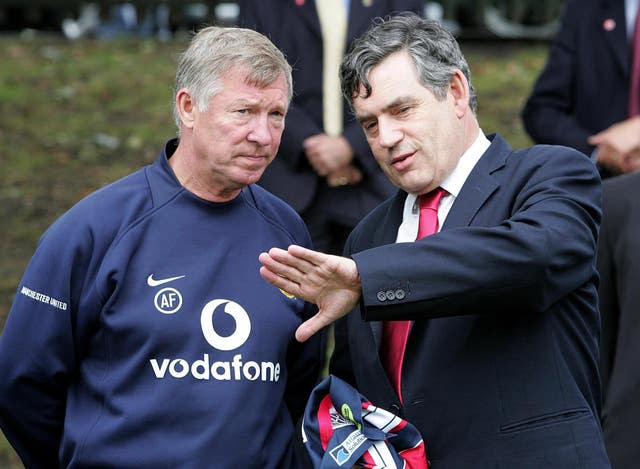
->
xmin=147 ymin=274 xmax=185 ymax=314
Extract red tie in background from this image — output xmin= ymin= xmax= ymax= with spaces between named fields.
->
xmin=382 ymin=188 xmax=446 ymax=402
xmin=630 ymin=8 xmax=640 ymax=116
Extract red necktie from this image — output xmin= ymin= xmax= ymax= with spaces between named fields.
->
xmin=630 ymin=9 xmax=640 ymax=117
xmin=382 ymin=188 xmax=446 ymax=402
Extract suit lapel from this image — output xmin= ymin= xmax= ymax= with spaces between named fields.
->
xmin=442 ymin=134 xmax=506 ymax=230
xmin=372 ymin=190 xmax=406 ymax=245
xmin=600 ymin=0 xmax=630 ymax=77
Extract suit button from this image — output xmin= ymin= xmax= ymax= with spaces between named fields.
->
xmin=385 ymin=290 xmax=396 ymax=300
xmin=394 ymin=289 xmax=405 ymax=300
xmin=376 ymin=291 xmax=387 ymax=302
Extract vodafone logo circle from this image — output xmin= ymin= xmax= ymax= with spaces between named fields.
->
xmin=200 ymin=299 xmax=251 ymax=351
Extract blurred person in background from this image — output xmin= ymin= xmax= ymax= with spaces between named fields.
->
xmin=0 ymin=25 xmax=322 ymax=468
xmin=597 ymin=171 xmax=640 ymax=469
xmin=523 ymin=2 xmax=640 ymax=466
xmin=522 ymin=0 xmax=640 ymax=176
xmin=238 ymin=0 xmax=424 ymax=255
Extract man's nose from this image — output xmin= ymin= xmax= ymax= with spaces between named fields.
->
xmin=247 ymin=115 xmax=273 ymax=146
xmin=378 ymin=119 xmax=403 ymax=149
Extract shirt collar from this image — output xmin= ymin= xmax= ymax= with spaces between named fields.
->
xmin=404 ymin=128 xmax=490 ymax=208
xmin=397 ymin=129 xmax=490 ymax=242
xmin=439 ymin=128 xmax=490 ymax=198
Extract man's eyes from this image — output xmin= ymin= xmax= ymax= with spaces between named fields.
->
xmin=394 ymin=106 xmax=412 ymax=115
xmin=234 ymin=109 xmax=284 ymax=118
xmin=362 ymin=120 xmax=377 ymax=130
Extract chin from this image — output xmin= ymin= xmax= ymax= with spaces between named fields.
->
xmin=240 ymin=171 xmax=266 ymax=186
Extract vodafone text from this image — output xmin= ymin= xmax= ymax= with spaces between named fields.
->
xmin=150 ymin=354 xmax=281 ymax=382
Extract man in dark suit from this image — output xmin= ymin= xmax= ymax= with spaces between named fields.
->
xmin=522 ymin=0 xmax=640 ymax=176
xmin=597 ymin=172 xmax=640 ymax=469
xmin=237 ymin=0 xmax=423 ymax=253
xmin=259 ymin=14 xmax=611 ymax=467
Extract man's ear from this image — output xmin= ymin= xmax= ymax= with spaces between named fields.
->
xmin=176 ymin=89 xmax=196 ymax=129
xmin=449 ymin=70 xmax=470 ymax=118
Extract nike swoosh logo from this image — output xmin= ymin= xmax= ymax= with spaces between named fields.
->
xmin=147 ymin=274 xmax=186 ymax=287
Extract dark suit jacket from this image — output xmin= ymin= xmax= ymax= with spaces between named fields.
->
xmin=330 ymin=134 xmax=610 ymax=468
xmin=597 ymin=172 xmax=640 ymax=469
xmin=522 ymin=0 xmax=631 ymax=158
xmin=237 ymin=0 xmax=423 ymax=225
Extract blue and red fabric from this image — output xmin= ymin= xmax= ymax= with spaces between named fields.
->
xmin=302 ymin=375 xmax=428 ymax=468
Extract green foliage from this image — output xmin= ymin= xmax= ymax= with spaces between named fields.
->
xmin=465 ymin=41 xmax=547 ymax=148
xmin=0 ymin=435 xmax=21 ymax=468
xmin=0 ymin=36 xmax=547 ymax=465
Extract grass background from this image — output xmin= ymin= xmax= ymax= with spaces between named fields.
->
xmin=0 ymin=36 xmax=548 ymax=467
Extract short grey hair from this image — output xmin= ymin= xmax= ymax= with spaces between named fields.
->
xmin=340 ymin=13 xmax=477 ymax=113
xmin=173 ymin=26 xmax=293 ymax=131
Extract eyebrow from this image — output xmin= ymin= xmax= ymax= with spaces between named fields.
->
xmin=355 ymin=96 xmax=417 ymax=124
xmin=230 ymin=97 xmax=287 ymax=113
xmin=230 ymin=97 xmax=261 ymax=107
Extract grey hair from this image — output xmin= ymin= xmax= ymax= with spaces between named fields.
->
xmin=340 ymin=13 xmax=477 ymax=113
xmin=173 ymin=26 xmax=293 ymax=131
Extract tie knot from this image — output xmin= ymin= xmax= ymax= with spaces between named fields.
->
xmin=419 ymin=187 xmax=446 ymax=211
xmin=416 ymin=188 xmax=446 ymax=240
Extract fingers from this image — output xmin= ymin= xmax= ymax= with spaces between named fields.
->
xmin=286 ymin=244 xmax=332 ymax=267
xmin=259 ymin=266 xmax=303 ymax=298
xmin=348 ymin=167 xmax=363 ymax=184
xmin=258 ymin=250 xmax=307 ymax=284
xmin=622 ymin=151 xmax=640 ymax=173
xmin=273 ymin=245 xmax=323 ymax=273
xmin=327 ymin=165 xmax=362 ymax=186
xmin=295 ymin=313 xmax=331 ymax=342
xmin=258 ymin=246 xmax=328 ymax=299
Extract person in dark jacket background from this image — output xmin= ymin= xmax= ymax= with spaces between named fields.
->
xmin=598 ymin=171 xmax=640 ymax=469
xmin=522 ymin=0 xmax=640 ymax=176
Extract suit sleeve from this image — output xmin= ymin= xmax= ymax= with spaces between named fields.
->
xmin=521 ymin=0 xmax=593 ymax=155
xmin=352 ymin=147 xmax=601 ymax=321
xmin=0 ymin=216 xmax=102 ymax=468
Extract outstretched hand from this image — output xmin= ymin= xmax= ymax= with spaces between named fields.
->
xmin=258 ymin=245 xmax=361 ymax=342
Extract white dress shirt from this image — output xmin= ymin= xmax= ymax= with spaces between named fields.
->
xmin=396 ymin=129 xmax=491 ymax=243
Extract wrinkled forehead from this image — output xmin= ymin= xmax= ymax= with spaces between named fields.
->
xmin=352 ymin=53 xmax=422 ymax=107
xmin=223 ymin=64 xmax=292 ymax=102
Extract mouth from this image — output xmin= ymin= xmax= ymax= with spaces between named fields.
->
xmin=241 ymin=152 xmax=270 ymax=161
xmin=238 ymin=153 xmax=270 ymax=169
xmin=243 ymin=154 xmax=268 ymax=160
xmin=390 ymin=151 xmax=415 ymax=170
